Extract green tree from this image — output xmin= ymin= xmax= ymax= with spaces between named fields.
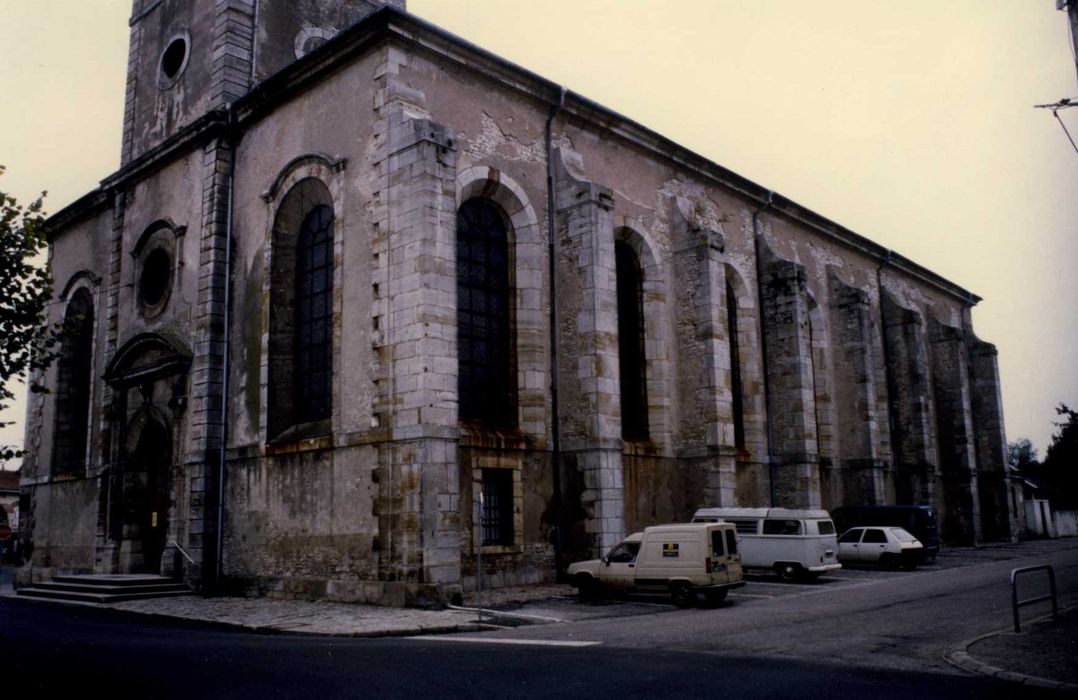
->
xmin=0 ymin=165 xmax=60 ymax=462
xmin=1007 ymin=437 xmax=1039 ymax=470
xmin=1041 ymin=403 xmax=1078 ymax=507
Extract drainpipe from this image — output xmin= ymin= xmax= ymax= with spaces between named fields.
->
xmin=752 ymin=191 xmax=777 ymax=507
xmin=546 ymin=86 xmax=566 ymax=579
xmin=214 ymin=106 xmax=237 ymax=590
xmin=876 ymin=250 xmax=899 ymax=489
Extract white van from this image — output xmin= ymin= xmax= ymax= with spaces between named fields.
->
xmin=567 ymin=523 xmax=745 ymax=606
xmin=692 ymin=507 xmax=841 ymax=582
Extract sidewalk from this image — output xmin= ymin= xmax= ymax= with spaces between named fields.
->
xmin=946 ymin=606 xmax=1078 ymax=692
xmin=0 ymin=572 xmax=572 ymax=638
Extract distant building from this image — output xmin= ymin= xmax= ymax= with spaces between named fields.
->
xmin=18 ymin=1 xmax=1020 ymax=604
xmin=1 ymin=469 xmax=18 ymax=555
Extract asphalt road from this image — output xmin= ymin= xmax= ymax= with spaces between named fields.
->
xmin=3 ymin=539 xmax=1076 ymax=698
xmin=0 ymin=596 xmax=1058 ymax=699
xmin=479 ymin=539 xmax=1078 ymax=674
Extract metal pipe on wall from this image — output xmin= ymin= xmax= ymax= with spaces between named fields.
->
xmin=545 ymin=86 xmax=566 ymax=578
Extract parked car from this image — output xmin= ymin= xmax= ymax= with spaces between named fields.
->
xmin=832 ymin=505 xmax=940 ymax=562
xmin=692 ymin=507 xmax=841 ymax=582
xmin=837 ymin=526 xmax=925 ymax=569
xmin=568 ymin=522 xmax=745 ymax=606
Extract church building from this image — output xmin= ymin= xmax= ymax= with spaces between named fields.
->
xmin=17 ymin=0 xmax=1021 ymax=605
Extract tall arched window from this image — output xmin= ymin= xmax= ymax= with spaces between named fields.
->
xmin=726 ymin=278 xmax=746 ymax=449
xmin=53 ymin=287 xmax=94 ymax=475
xmin=616 ymin=240 xmax=648 ymax=440
xmin=294 ymin=205 xmax=334 ymax=424
xmin=268 ymin=177 xmax=334 ymax=438
xmin=456 ymin=198 xmax=513 ymax=427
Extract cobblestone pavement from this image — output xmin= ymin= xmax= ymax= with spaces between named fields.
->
xmin=0 ymin=585 xmax=487 ymax=638
xmin=109 ymin=596 xmax=486 ymax=636
xmin=462 ymin=582 xmax=573 ymax=608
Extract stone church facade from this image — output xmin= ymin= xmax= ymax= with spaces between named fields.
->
xmin=17 ymin=0 xmax=1021 ymax=604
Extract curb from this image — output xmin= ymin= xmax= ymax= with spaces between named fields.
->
xmin=944 ymin=607 xmax=1078 ymax=692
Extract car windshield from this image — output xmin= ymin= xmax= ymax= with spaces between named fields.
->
xmin=889 ymin=528 xmax=918 ymax=543
xmin=606 ymin=542 xmax=640 ymax=563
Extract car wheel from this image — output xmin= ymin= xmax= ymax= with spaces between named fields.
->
xmin=575 ymin=575 xmax=600 ymax=601
xmin=880 ymin=554 xmax=900 ymax=570
xmin=776 ymin=563 xmax=802 ymax=582
xmin=670 ymin=582 xmax=696 ymax=607
xmin=703 ymin=589 xmax=728 ymax=607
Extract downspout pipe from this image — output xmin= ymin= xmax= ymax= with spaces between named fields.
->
xmin=214 ymin=106 xmax=237 ymax=590
xmin=546 ymin=86 xmax=566 ymax=579
xmin=752 ymin=191 xmax=777 ymax=507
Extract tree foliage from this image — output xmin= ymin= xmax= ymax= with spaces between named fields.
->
xmin=0 ymin=165 xmax=60 ymax=462
xmin=1007 ymin=437 xmax=1039 ymax=470
xmin=1041 ymin=403 xmax=1078 ymax=507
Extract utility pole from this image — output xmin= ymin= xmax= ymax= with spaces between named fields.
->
xmin=1035 ymin=3 xmax=1078 ymax=154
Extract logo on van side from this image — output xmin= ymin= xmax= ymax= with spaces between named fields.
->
xmin=662 ymin=543 xmax=679 ymax=558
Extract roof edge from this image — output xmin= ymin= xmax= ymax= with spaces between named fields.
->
xmin=46 ymin=6 xmax=980 ymax=305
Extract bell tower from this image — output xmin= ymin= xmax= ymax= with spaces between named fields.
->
xmin=121 ymin=0 xmax=405 ymax=165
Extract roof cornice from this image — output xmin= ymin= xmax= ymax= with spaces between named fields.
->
xmin=46 ymin=6 xmax=979 ymax=304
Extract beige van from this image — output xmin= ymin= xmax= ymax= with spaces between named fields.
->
xmin=692 ymin=507 xmax=841 ymax=581
xmin=567 ymin=523 xmax=745 ymax=606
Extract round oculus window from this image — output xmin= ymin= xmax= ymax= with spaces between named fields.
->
xmin=158 ymin=35 xmax=189 ymax=87
xmin=139 ymin=247 xmax=172 ymax=310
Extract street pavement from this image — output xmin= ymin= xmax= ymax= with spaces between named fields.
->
xmin=2 ymin=538 xmax=1076 ymax=693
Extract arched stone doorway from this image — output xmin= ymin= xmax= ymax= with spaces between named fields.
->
xmin=101 ymin=333 xmax=191 ymax=575
xmin=124 ymin=416 xmax=172 ymax=573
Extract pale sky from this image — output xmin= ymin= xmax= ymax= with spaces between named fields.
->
xmin=0 ymin=0 xmax=1075 ymax=465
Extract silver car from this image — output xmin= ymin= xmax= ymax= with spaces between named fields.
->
xmin=837 ymin=526 xmax=925 ymax=569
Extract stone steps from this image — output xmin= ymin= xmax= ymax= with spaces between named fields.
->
xmin=16 ymin=574 xmax=192 ymax=604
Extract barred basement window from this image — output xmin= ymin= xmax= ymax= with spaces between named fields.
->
xmin=53 ymin=287 xmax=94 ymax=476
xmin=480 ymin=468 xmax=514 ymax=546
xmin=615 ymin=240 xmax=648 ymax=440
xmin=456 ymin=198 xmax=513 ymax=427
xmin=294 ymin=204 xmax=334 ymax=424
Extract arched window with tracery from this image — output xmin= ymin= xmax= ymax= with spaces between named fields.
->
xmin=456 ymin=198 xmax=513 ymax=427
xmin=268 ymin=178 xmax=334 ymax=438
xmin=53 ymin=287 xmax=94 ymax=475
xmin=294 ymin=204 xmax=334 ymax=424
xmin=616 ymin=240 xmax=648 ymax=440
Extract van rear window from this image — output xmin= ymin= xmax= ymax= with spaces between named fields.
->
xmin=725 ymin=529 xmax=738 ymax=556
xmin=817 ymin=520 xmax=835 ymax=535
